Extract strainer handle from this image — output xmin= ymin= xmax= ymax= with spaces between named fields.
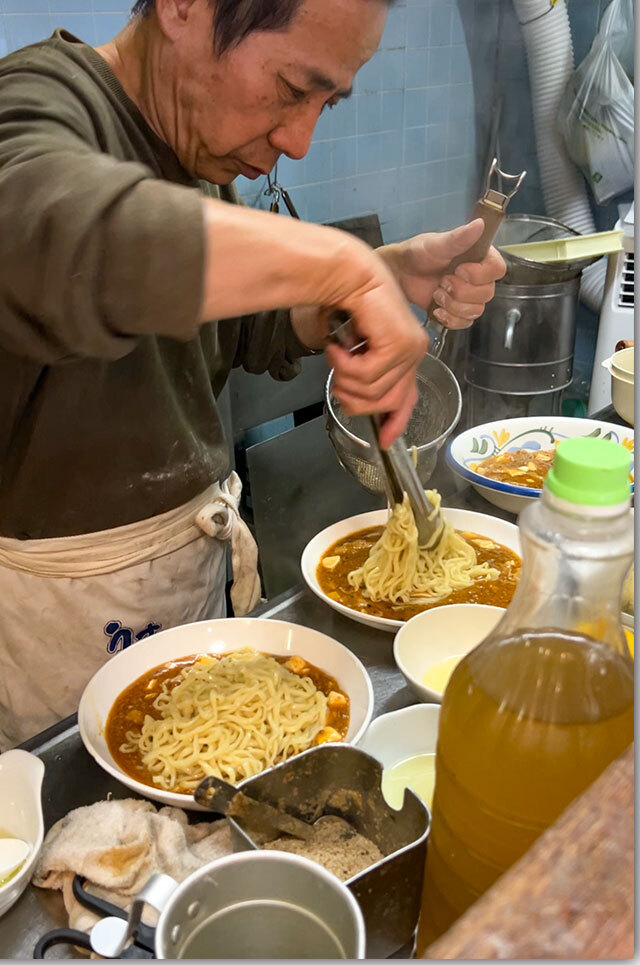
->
xmin=429 ymin=159 xmax=526 ymax=359
xmin=429 ymin=199 xmax=504 ymax=359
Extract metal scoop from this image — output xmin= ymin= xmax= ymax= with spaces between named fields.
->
xmin=195 ymin=774 xmax=314 ymax=841
xmin=327 ymin=310 xmax=444 ymax=548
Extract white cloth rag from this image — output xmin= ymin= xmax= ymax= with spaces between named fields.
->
xmin=32 ymin=798 xmax=232 ymax=934
xmin=196 ymin=471 xmax=262 ymax=617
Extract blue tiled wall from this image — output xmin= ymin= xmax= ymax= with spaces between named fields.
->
xmin=0 ymin=0 xmax=616 ymax=244
xmin=236 ymin=1 xmax=480 ymax=242
xmin=0 ymin=0 xmax=481 ymax=244
xmin=0 ymin=0 xmax=128 ymax=51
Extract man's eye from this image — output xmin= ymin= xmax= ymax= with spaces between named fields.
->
xmin=280 ymin=77 xmax=307 ymax=103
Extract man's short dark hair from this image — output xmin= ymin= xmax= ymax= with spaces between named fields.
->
xmin=130 ymin=0 xmax=305 ymax=55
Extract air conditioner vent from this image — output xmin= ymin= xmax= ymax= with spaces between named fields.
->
xmin=618 ymin=251 xmax=634 ymax=309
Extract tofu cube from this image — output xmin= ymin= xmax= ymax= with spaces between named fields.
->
xmin=322 ymin=555 xmax=341 ymax=570
xmin=327 ymin=691 xmax=347 ymax=710
xmin=284 ymin=655 xmax=307 ymax=674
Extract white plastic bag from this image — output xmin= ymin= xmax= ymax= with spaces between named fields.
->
xmin=558 ymin=0 xmax=634 ymax=204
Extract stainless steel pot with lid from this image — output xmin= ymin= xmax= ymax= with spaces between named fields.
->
xmin=467 ymin=214 xmax=602 ymax=397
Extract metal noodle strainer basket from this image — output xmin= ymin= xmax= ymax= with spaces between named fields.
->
xmin=325 ymin=353 xmax=462 ymax=494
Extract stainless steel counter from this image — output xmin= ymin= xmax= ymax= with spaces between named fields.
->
xmin=0 ymin=483 xmax=515 ymax=959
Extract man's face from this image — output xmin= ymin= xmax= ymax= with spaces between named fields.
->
xmin=161 ymin=0 xmax=387 ymax=182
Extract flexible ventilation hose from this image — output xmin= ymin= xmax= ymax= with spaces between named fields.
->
xmin=511 ymin=0 xmax=606 ymax=310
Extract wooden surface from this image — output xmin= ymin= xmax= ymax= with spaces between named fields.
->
xmin=425 ymin=745 xmax=634 ymax=960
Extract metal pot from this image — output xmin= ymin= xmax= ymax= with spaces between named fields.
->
xmin=466 ymin=213 xmax=600 ymax=397
xmin=83 ymin=851 xmax=366 ymax=959
xmin=466 ymin=277 xmax=580 ymax=395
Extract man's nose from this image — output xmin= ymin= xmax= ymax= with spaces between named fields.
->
xmin=268 ymin=107 xmax=319 ymax=161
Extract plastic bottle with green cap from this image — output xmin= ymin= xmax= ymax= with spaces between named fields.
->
xmin=418 ymin=436 xmax=634 ymax=952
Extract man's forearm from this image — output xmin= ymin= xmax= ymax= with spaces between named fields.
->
xmin=200 ymin=198 xmax=370 ymax=323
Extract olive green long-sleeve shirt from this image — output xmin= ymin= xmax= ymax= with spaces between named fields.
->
xmin=0 ymin=29 xmax=308 ymax=539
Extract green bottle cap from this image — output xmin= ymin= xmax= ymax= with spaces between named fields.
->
xmin=545 ymin=437 xmax=632 ymax=506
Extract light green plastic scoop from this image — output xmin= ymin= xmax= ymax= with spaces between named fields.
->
xmin=500 ymin=229 xmax=623 ymax=264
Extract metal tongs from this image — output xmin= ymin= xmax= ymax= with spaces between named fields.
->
xmin=328 ymin=310 xmax=444 ymax=548
xmin=429 ymin=158 xmax=526 ymax=359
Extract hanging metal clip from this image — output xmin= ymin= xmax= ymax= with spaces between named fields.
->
xmin=265 ymin=162 xmax=301 ymax=219
xmin=265 ymin=172 xmax=281 ymax=213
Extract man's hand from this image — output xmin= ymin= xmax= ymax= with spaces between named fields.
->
xmin=291 ymin=260 xmax=428 ymax=450
xmin=325 ymin=270 xmax=428 ymax=448
xmin=201 ymin=198 xmax=428 ymax=448
xmin=379 ymin=219 xmax=506 ymax=329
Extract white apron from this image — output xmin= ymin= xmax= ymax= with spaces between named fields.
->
xmin=0 ymin=472 xmax=261 ymax=750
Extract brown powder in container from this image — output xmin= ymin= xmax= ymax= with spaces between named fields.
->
xmin=261 ymin=814 xmax=383 ymax=881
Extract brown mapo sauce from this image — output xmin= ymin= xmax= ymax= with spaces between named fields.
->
xmin=317 ymin=527 xmax=521 ymax=621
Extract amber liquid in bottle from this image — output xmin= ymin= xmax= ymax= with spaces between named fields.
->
xmin=417 ymin=629 xmax=634 ymax=952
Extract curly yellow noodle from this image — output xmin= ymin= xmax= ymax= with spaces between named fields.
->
xmin=119 ymin=649 xmax=327 ymax=791
xmin=347 ymin=490 xmax=499 ymax=605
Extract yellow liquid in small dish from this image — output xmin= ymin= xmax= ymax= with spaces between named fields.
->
xmin=0 ymin=829 xmax=28 ymax=887
xmin=422 ymin=655 xmax=464 ymax=695
xmin=382 ymin=753 xmax=436 ymax=810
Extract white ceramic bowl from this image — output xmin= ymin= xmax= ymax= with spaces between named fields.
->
xmin=446 ymin=416 xmax=635 ymax=513
xmin=78 ymin=618 xmax=374 ymax=810
xmin=603 ymin=347 xmax=634 ymax=427
xmin=0 ymin=750 xmax=45 ymax=917
xmin=301 ymin=508 xmax=521 ymax=632
xmin=357 ymin=704 xmax=440 ymax=767
xmin=358 ymin=704 xmax=440 ymax=812
xmin=394 ymin=604 xmax=504 ymax=703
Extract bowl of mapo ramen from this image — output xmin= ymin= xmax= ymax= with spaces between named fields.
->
xmin=446 ymin=416 xmax=634 ymax=513
xmin=301 ymin=506 xmax=522 ymax=632
xmin=78 ymin=618 xmax=374 ymax=809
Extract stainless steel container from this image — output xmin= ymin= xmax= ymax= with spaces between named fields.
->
xmin=226 ymin=744 xmax=431 ymax=959
xmin=88 ymin=851 xmax=366 ymax=959
xmin=466 ymin=277 xmax=580 ymax=394
xmin=466 ymin=214 xmax=600 ymax=398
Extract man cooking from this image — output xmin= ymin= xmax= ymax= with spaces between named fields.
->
xmin=0 ymin=0 xmax=505 ymax=748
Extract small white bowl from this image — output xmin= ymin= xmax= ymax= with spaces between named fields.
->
xmin=357 ymin=704 xmax=440 ymax=811
xmin=446 ymin=416 xmax=635 ymax=513
xmin=78 ymin=618 xmax=374 ymax=810
xmin=357 ymin=704 xmax=440 ymax=767
xmin=301 ymin=508 xmax=521 ymax=632
xmin=0 ymin=749 xmax=45 ymax=917
xmin=394 ymin=604 xmax=504 ymax=703
xmin=603 ymin=348 xmax=634 ymax=427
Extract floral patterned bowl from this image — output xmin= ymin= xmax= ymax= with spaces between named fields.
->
xmin=446 ymin=416 xmax=635 ymax=514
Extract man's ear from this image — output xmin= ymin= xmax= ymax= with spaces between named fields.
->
xmin=154 ymin=0 xmax=202 ymax=42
